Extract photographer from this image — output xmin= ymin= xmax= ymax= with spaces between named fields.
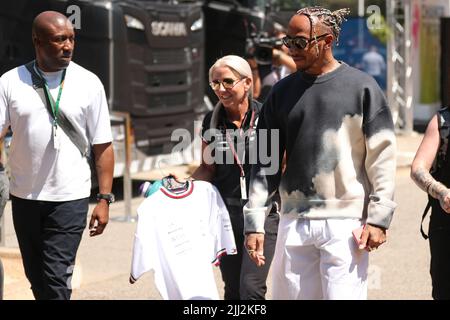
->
xmin=247 ymin=26 xmax=296 ymax=102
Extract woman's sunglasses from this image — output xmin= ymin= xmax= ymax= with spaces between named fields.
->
xmin=282 ymin=33 xmax=329 ymax=50
xmin=209 ymin=78 xmax=244 ymax=90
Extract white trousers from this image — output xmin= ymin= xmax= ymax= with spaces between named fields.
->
xmin=272 ymin=217 xmax=369 ymax=300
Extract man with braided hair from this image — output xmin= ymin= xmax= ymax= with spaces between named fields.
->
xmin=243 ymin=7 xmax=397 ymax=299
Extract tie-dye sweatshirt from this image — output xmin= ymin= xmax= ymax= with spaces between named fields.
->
xmin=243 ymin=62 xmax=397 ymax=233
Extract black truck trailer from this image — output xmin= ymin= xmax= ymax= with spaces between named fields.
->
xmin=0 ymin=0 xmax=205 ymax=158
xmin=0 ymin=0 xmax=291 ymax=173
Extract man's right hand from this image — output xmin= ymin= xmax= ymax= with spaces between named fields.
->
xmin=439 ymin=189 xmax=450 ymax=213
xmin=245 ymin=233 xmax=265 ymax=266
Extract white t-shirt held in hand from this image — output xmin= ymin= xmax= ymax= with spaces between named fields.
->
xmin=130 ymin=180 xmax=237 ymax=300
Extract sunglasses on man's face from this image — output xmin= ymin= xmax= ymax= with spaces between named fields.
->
xmin=282 ymin=33 xmax=329 ymax=50
xmin=209 ymin=78 xmax=244 ymax=91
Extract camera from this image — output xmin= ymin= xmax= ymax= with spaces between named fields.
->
xmin=246 ymin=32 xmax=283 ymax=65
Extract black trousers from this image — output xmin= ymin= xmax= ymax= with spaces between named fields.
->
xmin=11 ymin=195 xmax=88 ymax=300
xmin=429 ymin=228 xmax=450 ymax=300
xmin=219 ymin=204 xmax=279 ymax=300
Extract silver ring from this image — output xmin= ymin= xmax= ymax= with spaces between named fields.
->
xmin=247 ymin=249 xmax=255 ymax=254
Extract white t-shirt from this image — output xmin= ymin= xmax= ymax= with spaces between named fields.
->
xmin=0 ymin=61 xmax=112 ymax=201
xmin=362 ymin=51 xmax=386 ymax=76
xmin=130 ymin=180 xmax=237 ymax=300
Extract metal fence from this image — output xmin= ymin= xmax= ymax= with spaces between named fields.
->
xmin=110 ymin=112 xmax=135 ymax=222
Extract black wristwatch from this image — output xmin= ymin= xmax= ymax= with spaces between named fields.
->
xmin=96 ymin=193 xmax=115 ymax=205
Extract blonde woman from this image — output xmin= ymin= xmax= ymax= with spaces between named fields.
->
xmin=192 ymin=55 xmax=278 ymax=300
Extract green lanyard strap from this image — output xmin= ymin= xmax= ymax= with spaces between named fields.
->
xmin=35 ymin=63 xmax=66 ymax=127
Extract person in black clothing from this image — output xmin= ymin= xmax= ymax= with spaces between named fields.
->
xmin=411 ymin=106 xmax=450 ymax=299
xmin=191 ymin=55 xmax=278 ymax=300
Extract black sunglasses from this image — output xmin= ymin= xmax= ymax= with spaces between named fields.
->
xmin=282 ymin=33 xmax=329 ymax=50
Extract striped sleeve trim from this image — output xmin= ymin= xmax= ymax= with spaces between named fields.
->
xmin=212 ymin=248 xmax=227 ymax=266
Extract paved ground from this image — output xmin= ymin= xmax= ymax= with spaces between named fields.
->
xmin=0 ymin=132 xmax=433 ymax=300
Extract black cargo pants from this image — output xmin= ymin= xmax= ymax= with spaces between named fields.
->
xmin=11 ymin=195 xmax=88 ymax=300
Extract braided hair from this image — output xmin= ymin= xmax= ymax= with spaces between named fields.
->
xmin=296 ymin=6 xmax=350 ymax=46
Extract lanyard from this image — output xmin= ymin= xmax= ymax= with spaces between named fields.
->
xmin=225 ymin=130 xmax=245 ymax=177
xmin=223 ymin=108 xmax=256 ymax=177
xmin=35 ymin=63 xmax=66 ymax=128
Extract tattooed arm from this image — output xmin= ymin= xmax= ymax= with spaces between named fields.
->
xmin=411 ymin=115 xmax=450 ymax=213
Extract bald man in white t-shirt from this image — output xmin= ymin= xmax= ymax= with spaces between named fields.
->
xmin=0 ymin=11 xmax=114 ymax=300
